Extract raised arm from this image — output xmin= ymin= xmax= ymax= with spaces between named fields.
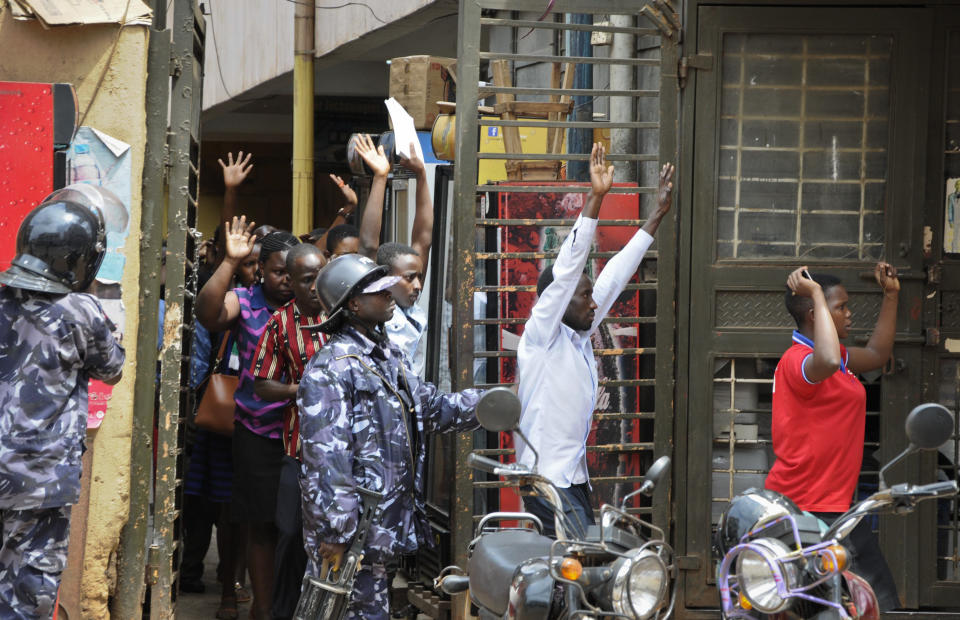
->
xmin=847 ymin=262 xmax=899 ymax=374
xmin=354 ymin=134 xmax=391 ymax=259
xmin=522 ymin=144 xmax=610 ymax=346
xmin=317 ymin=174 xmax=359 ymax=251
xmin=590 ymin=163 xmax=674 ymax=331
xmin=196 ymin=216 xmax=255 ymax=332
xmin=218 ymin=151 xmax=253 ymax=223
xmin=788 ymin=267 xmax=843 ymax=382
xmin=400 ymin=142 xmax=434 ymax=272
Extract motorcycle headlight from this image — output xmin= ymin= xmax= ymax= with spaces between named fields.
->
xmin=735 ymin=537 xmax=798 ymax=614
xmin=610 ymin=549 xmax=668 ymax=619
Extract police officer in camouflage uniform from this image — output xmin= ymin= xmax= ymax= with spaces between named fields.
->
xmin=0 ymin=189 xmax=125 ymax=619
xmin=296 ymin=254 xmax=480 ymax=619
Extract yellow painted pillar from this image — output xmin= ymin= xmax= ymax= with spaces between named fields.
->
xmin=292 ymin=0 xmax=315 ymax=236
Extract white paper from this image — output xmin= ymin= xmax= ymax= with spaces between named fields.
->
xmin=384 ymin=97 xmax=424 ymax=161
xmin=91 ymin=127 xmax=131 ymax=157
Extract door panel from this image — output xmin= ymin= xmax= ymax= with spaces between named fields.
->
xmin=919 ymin=12 xmax=960 ymax=607
xmin=682 ymin=6 xmax=928 ymax=608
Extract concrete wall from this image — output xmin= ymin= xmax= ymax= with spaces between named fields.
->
xmin=0 ymin=10 xmax=148 ymax=618
xmin=202 ymin=0 xmax=439 ymax=110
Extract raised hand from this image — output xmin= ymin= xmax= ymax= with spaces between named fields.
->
xmin=219 ymin=151 xmax=253 ymax=188
xmin=329 ymin=174 xmax=358 ymax=209
xmin=353 ymin=134 xmax=391 ymax=178
xmin=589 ymin=142 xmax=614 ymax=196
xmin=656 ymin=163 xmax=675 ymax=215
xmin=399 ymin=141 xmax=426 ymax=177
xmin=223 ymin=215 xmax=257 ymax=263
xmin=875 ymin=261 xmax=900 ymax=294
xmin=786 ymin=266 xmax=821 ymax=298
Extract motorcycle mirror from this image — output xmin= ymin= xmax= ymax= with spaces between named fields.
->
xmin=475 ymin=386 xmax=521 ymax=432
xmin=643 ymin=456 xmax=671 ymax=490
xmin=878 ymin=403 xmax=954 ymax=490
xmin=904 ymin=403 xmax=954 ymax=451
xmin=620 ymin=456 xmax=671 ymax=509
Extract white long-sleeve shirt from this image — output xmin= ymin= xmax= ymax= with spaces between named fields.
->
xmin=515 ymin=215 xmax=654 ymax=488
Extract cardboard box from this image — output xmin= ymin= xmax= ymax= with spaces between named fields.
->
xmin=389 ymin=55 xmax=457 ymax=130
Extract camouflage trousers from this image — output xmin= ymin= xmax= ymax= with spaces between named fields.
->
xmin=0 ymin=505 xmax=71 ymax=620
xmin=305 ymin=558 xmax=389 ymax=620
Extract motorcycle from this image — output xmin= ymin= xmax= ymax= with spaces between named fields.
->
xmin=714 ymin=402 xmax=959 ymax=619
xmin=435 ymin=387 xmax=676 ymax=619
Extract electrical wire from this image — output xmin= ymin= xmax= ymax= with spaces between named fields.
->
xmin=78 ymin=0 xmax=134 ymax=128
xmin=278 ymin=0 xmax=387 ymax=25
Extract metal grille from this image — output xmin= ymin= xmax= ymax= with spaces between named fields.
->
xmin=711 ymin=357 xmax=884 ymax=526
xmin=452 ymin=0 xmax=678 ymax=566
xmin=937 ymin=360 xmax=960 ymax=582
xmin=714 ymin=290 xmax=881 ymax=329
xmin=717 ymin=33 xmax=891 ymax=260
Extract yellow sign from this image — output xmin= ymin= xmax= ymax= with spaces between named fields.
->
xmin=478 ymin=117 xmax=562 ymax=184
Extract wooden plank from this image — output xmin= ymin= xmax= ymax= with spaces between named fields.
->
xmin=492 ymin=101 xmax=573 ymax=117
xmin=490 ymin=59 xmax=523 ymax=155
xmin=551 ymin=62 xmax=576 ymax=154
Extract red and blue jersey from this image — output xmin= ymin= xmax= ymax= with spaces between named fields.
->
xmin=766 ymin=331 xmax=867 ymax=512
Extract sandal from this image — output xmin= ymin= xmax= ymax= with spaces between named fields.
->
xmin=216 ymin=596 xmax=239 ymax=620
xmin=234 ymin=582 xmax=251 ymax=603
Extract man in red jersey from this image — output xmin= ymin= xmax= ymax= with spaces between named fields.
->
xmin=767 ymin=263 xmax=900 ymax=610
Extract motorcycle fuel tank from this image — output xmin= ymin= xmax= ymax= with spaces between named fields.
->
xmin=507 ymin=558 xmax=555 ymax=620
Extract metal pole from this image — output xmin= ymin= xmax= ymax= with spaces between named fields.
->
xmin=566 ymin=13 xmax=593 ymax=181
xmin=609 ymin=13 xmax=637 ymax=183
xmin=292 ymin=0 xmax=315 ymax=235
xmin=112 ymin=0 xmax=169 ymax=615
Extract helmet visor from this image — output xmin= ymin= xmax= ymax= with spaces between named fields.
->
xmin=361 ymin=275 xmax=402 ymax=294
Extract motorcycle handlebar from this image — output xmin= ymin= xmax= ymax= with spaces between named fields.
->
xmin=467 ymin=453 xmax=533 ymax=477
xmin=895 ymin=480 xmax=959 ymax=499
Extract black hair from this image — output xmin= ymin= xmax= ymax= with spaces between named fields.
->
xmin=285 ymin=243 xmax=322 ymax=273
xmin=253 ymin=224 xmax=278 ymax=240
xmin=536 ymin=264 xmax=555 ymax=297
xmin=536 ymin=264 xmax=590 ymax=297
xmin=784 ymin=272 xmax=843 ymax=329
xmin=376 ymin=242 xmax=419 ymax=267
xmin=309 ymin=227 xmax=327 ymax=239
xmin=259 ymin=230 xmax=300 ymax=263
xmin=326 ymin=224 xmax=360 ymax=254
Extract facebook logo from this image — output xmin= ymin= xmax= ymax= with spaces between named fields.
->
xmin=488 ymin=127 xmax=499 ymax=137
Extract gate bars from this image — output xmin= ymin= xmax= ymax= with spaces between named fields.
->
xmin=451 ymin=0 xmax=680 ymax=571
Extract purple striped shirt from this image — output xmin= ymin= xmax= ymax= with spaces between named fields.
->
xmin=233 ymin=285 xmax=286 ymax=438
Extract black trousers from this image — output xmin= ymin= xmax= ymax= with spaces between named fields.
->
xmin=180 ymin=493 xmax=220 ymax=586
xmin=814 ymin=512 xmax=900 ymax=612
xmin=272 ymin=455 xmax=308 ymax=620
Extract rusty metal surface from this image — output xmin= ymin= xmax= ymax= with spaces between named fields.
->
xmin=149 ymin=0 xmax=204 ymax=616
xmin=112 ymin=0 xmax=170 ymax=616
xmin=452 ymin=4 xmax=676 ymax=606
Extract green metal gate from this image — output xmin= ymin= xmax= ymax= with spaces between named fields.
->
xmin=113 ymin=0 xmax=204 ymax=617
xmin=678 ymin=2 xmax=960 ymax=615
xmin=450 ymin=0 xmax=680 ymax=585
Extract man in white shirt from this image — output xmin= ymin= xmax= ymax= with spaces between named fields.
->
xmin=379 ymin=242 xmax=428 ymax=376
xmin=515 ymin=143 xmax=674 ymax=537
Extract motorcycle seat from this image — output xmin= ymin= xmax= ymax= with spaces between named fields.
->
xmin=468 ymin=529 xmax=555 ymax=616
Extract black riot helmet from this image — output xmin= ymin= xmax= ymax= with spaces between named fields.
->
xmin=0 ymin=198 xmax=107 ymax=294
xmin=312 ymin=254 xmax=400 ymax=333
xmin=714 ymin=488 xmax=803 ymax=558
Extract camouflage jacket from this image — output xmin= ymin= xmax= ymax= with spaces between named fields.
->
xmin=0 ymin=288 xmax=125 ymax=509
xmin=297 ymin=325 xmax=479 ymax=565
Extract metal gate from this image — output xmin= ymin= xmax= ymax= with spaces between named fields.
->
xmin=678 ymin=2 xmax=960 ymax=614
xmin=450 ymin=0 xmax=680 ymax=581
xmin=113 ymin=0 xmax=204 ymax=617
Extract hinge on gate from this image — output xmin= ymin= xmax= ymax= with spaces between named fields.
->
xmin=678 ymin=54 xmax=714 ymax=88
xmin=926 ymin=327 xmax=940 ymax=347
xmin=676 ymin=554 xmax=702 ymax=570
xmin=927 ymin=264 xmax=942 ymax=285
xmin=169 ymin=55 xmax=183 ymax=78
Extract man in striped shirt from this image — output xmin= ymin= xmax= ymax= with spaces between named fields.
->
xmin=252 ymin=243 xmax=326 ymax=620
